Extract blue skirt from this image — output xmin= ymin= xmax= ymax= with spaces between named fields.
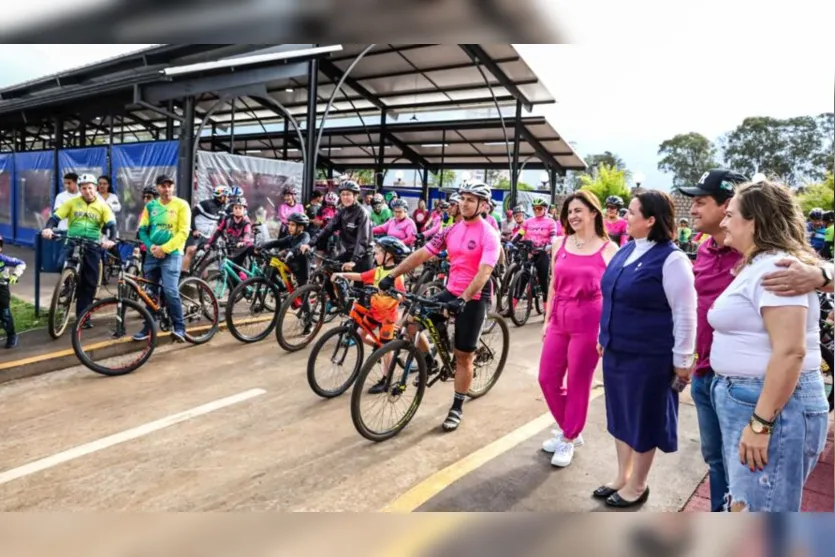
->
xmin=602 ymin=348 xmax=679 ymax=453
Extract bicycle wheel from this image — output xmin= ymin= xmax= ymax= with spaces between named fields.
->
xmin=204 ymin=269 xmax=233 ymax=307
xmin=276 ymin=283 xmax=327 ymax=352
xmin=498 ymin=263 xmax=517 ymax=317
xmin=417 ymin=279 xmax=445 ymax=299
xmin=350 ymin=338 xmax=427 ymax=442
xmin=507 ymin=270 xmax=533 ymax=327
xmin=178 ymin=276 xmax=220 ymax=345
xmin=226 ymin=277 xmax=281 ymax=343
xmin=468 ymin=313 xmax=510 ymax=398
xmin=48 ymin=268 xmax=77 ymax=339
xmin=72 ymin=297 xmax=156 ymax=376
xmin=307 ymin=325 xmax=364 ymax=398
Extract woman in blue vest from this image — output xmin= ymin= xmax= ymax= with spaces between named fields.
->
xmin=595 ymin=190 xmax=697 ymax=508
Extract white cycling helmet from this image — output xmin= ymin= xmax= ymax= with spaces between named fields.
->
xmin=78 ymin=173 xmax=97 ymax=186
xmin=458 ymin=180 xmax=491 ymax=201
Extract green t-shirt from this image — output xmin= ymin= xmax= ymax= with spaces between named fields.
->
xmin=678 ymin=227 xmax=692 ymax=244
xmin=138 ymin=197 xmax=191 ymax=255
xmin=370 ymin=206 xmax=392 ymax=226
xmin=53 ymin=196 xmax=115 ymax=241
xmin=825 ymin=224 xmax=834 ymax=244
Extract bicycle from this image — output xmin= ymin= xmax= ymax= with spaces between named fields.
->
xmin=307 ymin=278 xmax=410 ymax=398
xmin=505 ymin=240 xmax=547 ymax=327
xmin=46 ymin=232 xmax=104 ymax=339
xmin=818 ymin=292 xmax=834 ymax=411
xmin=71 ymin=240 xmax=220 ymax=376
xmin=224 ymin=248 xmax=301 ymax=343
xmin=203 ymin=240 xmax=268 ymax=306
xmin=275 ymin=252 xmax=343 ymax=352
xmin=350 ymin=291 xmax=510 ymax=442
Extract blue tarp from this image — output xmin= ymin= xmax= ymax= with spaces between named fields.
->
xmin=58 ymin=146 xmax=108 ymax=189
xmin=111 ymin=141 xmax=179 ymax=237
xmin=0 ymin=153 xmax=13 ymax=240
xmin=13 ymin=151 xmax=53 ymax=246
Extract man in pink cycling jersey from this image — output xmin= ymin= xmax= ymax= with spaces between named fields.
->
xmin=511 ymin=198 xmax=559 ymax=301
xmin=380 ymin=181 xmax=500 ymax=432
xmin=372 ymin=199 xmax=418 ymax=245
xmin=604 ymin=195 xmax=629 ymax=246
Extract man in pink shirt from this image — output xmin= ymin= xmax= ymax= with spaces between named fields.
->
xmin=381 ymin=181 xmax=500 ymax=432
xmin=372 ymin=199 xmax=417 ymax=245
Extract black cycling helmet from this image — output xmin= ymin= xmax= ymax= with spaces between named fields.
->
xmin=142 ymin=185 xmax=159 ymax=198
xmin=605 ymin=195 xmax=624 ymax=208
xmin=809 ymin=207 xmax=824 ymax=220
xmin=376 ymin=236 xmax=411 ymax=263
xmin=339 ymin=180 xmax=361 ymax=194
xmin=618 ymin=208 xmax=627 ymax=218
xmin=823 ymin=210 xmax=835 ymax=223
xmin=288 ymin=212 xmax=310 ymax=227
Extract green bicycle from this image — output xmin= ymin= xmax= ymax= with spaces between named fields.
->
xmin=203 ymin=241 xmax=268 ymax=306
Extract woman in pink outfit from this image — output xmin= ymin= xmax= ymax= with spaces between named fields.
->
xmin=603 ymin=195 xmax=629 ymax=246
xmin=372 ymin=198 xmax=418 ymax=245
xmin=540 ymin=190 xmax=619 ymax=468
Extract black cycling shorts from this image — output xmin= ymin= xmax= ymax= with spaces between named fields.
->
xmin=430 ymin=289 xmax=489 ymax=353
xmin=185 ymin=234 xmax=203 ymax=249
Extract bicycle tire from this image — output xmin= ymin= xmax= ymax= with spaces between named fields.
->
xmin=416 ymin=279 xmax=445 ymax=299
xmin=275 ymin=283 xmax=327 ymax=352
xmin=179 ymin=276 xmax=220 ymax=345
xmin=48 ymin=268 xmax=77 ymax=339
xmin=196 ymin=253 xmax=222 ymax=279
xmin=350 ymin=338 xmax=427 ymax=442
xmin=307 ymin=325 xmax=364 ymax=398
xmin=508 ymin=270 xmax=533 ymax=327
xmin=226 ymin=276 xmax=280 ymax=343
xmin=72 ymin=298 xmax=156 ymax=376
xmin=467 ymin=313 xmax=510 ymax=399
xmin=498 ymin=262 xmax=518 ymax=317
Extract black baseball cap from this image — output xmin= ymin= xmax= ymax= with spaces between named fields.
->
xmin=678 ymin=169 xmax=749 ymax=199
xmin=155 ymin=174 xmax=175 ymax=186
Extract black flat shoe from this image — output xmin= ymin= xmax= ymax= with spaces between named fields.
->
xmin=592 ymin=485 xmax=618 ymax=499
xmin=605 ymin=487 xmax=650 ymax=508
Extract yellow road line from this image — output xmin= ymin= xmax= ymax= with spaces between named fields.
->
xmin=381 ymin=387 xmax=605 ymax=513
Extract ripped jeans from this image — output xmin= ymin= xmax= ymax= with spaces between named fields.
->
xmin=712 ymin=370 xmax=829 ymax=512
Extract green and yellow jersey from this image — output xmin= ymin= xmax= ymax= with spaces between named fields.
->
xmin=52 ymin=196 xmax=116 ymax=241
xmin=138 ymin=197 xmax=191 ymax=255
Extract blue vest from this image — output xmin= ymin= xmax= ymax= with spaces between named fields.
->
xmin=599 ymin=241 xmax=676 ymax=355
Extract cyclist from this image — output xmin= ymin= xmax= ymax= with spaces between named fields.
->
xmin=807 ymin=207 xmax=827 ymax=255
xmin=333 ymin=236 xmax=410 ymax=393
xmin=134 ymin=174 xmax=191 ymax=342
xmin=482 ymin=198 xmax=500 ymax=231
xmin=677 ymin=218 xmax=693 ymax=248
xmin=509 ymin=197 xmax=558 ymax=302
xmin=384 ymin=191 xmax=399 ymax=209
xmin=373 ymin=199 xmax=418 ymax=246
xmin=369 ymin=193 xmax=393 ymax=227
xmin=41 ymin=174 xmax=116 ymax=325
xmin=423 ymin=194 xmax=461 ymax=240
xmin=138 ymin=185 xmax=160 ymax=267
xmin=379 ymin=181 xmax=501 ymax=432
xmin=823 ymin=210 xmax=834 ymax=259
xmin=182 ymin=185 xmax=229 ymax=273
xmin=258 ymin=212 xmax=312 ymax=288
xmin=319 ymin=191 xmax=339 ymax=226
xmin=278 ymin=185 xmax=304 ymax=228
xmin=301 ymin=180 xmax=373 ymax=274
xmin=209 ymin=197 xmax=254 ymax=276
xmin=0 ymin=234 xmax=26 ymax=348
xmin=604 ymin=195 xmax=629 ymax=246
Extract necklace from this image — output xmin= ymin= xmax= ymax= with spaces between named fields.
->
xmin=573 ymin=235 xmax=586 ymax=249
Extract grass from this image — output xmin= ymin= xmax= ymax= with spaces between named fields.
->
xmin=1 ymin=296 xmax=44 ymax=337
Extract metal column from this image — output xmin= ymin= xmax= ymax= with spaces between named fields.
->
xmin=178 ymin=96 xmax=196 ymax=207
xmin=53 ymin=117 xmax=63 ymax=199
xmin=376 ymin=112 xmax=387 ymax=189
xmin=229 ymin=99 xmax=236 ymax=155
xmin=439 ymin=130 xmax=446 ymax=188
xmin=303 ymin=57 xmax=320 ymax=203
xmin=510 ymin=100 xmax=523 ymax=207
xmin=421 ymin=167 xmax=429 ymax=203
xmin=282 ymin=118 xmax=289 ymax=160
xmin=166 ymin=101 xmax=175 ymax=140
xmin=549 ymin=168 xmax=557 ymax=200
xmin=107 ymin=110 xmax=114 ymax=178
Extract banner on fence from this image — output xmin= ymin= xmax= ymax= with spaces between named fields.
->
xmin=0 ymin=154 xmax=13 ymax=237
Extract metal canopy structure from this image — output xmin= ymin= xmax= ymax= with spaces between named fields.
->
xmin=0 ymin=43 xmax=585 ymax=208
xmin=199 ymin=116 xmax=585 ymax=172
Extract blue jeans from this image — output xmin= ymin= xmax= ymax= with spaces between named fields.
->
xmin=691 ymin=370 xmax=728 ymax=512
xmin=143 ymin=253 xmax=184 ymax=334
xmin=712 ymin=370 xmax=829 ymax=512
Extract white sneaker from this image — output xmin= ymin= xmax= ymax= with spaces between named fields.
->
xmin=550 ymin=439 xmax=575 ymax=467
xmin=542 ymin=433 xmax=584 ymax=453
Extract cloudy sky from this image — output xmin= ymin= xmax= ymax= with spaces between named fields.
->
xmin=0 ymin=41 xmax=831 ymax=189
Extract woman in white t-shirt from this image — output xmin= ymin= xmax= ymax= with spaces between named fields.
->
xmin=708 ymin=180 xmax=828 ymax=512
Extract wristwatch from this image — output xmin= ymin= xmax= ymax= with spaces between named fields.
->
xmin=820 ymin=266 xmax=832 ymax=288
xmin=749 ymin=413 xmax=775 ymax=435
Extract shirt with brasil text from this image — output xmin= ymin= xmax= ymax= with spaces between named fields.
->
xmin=139 ymin=197 xmax=191 ymax=255
xmin=52 ymin=196 xmax=115 ymax=241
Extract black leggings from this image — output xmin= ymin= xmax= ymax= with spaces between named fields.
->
xmin=533 ymin=250 xmax=550 ymax=300
xmin=0 ymin=284 xmax=13 ymax=336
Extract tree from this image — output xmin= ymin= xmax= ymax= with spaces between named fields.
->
xmin=720 ymin=115 xmax=831 ymax=186
xmin=495 ymin=176 xmax=533 ymax=191
xmin=796 ymin=172 xmax=834 ymax=214
xmin=578 ymin=164 xmax=631 ymax=208
xmin=585 ymin=151 xmax=628 ymax=174
xmin=428 ymin=169 xmax=457 ymax=188
xmin=657 ymin=132 xmax=719 ymax=188
xmin=342 ymin=169 xmax=375 ymax=185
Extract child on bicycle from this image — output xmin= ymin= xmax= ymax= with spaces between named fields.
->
xmin=333 ymin=236 xmax=409 ymax=393
xmin=209 ymin=196 xmax=254 ymax=280
xmin=256 ymin=212 xmax=311 ymax=287
xmin=0 ymin=235 xmax=26 ymax=349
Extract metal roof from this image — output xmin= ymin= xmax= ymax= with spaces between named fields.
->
xmin=199 ymin=116 xmax=586 ymax=172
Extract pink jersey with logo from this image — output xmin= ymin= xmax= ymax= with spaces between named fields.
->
xmin=373 ymin=216 xmax=418 ymax=246
xmin=521 ymin=215 xmax=558 ymax=248
xmin=426 ymin=217 xmax=500 ymax=300
xmin=605 ymin=218 xmax=629 ymax=246
xmin=278 ymin=202 xmax=304 ymax=225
